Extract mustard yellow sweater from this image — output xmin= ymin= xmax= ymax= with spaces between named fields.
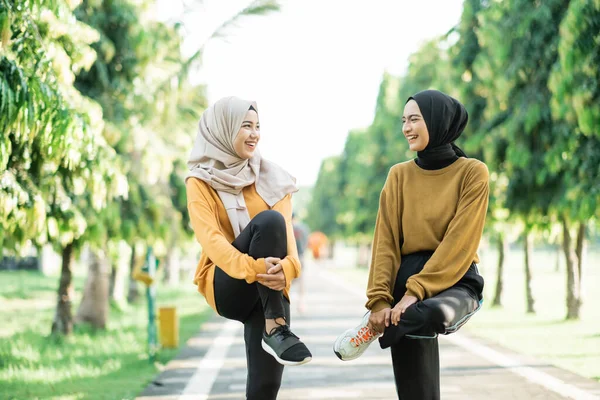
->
xmin=366 ymin=158 xmax=489 ymax=312
xmin=186 ymin=178 xmax=301 ymax=312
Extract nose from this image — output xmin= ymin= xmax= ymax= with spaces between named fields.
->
xmin=403 ymin=122 xmax=410 ymax=135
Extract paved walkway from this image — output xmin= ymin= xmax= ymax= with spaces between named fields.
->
xmin=137 ymin=261 xmax=600 ymax=400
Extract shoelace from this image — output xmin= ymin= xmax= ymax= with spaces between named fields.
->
xmin=274 ymin=325 xmax=299 ymax=341
xmin=350 ymin=326 xmax=376 ymax=347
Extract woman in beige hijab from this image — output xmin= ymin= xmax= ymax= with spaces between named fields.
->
xmin=186 ymin=96 xmax=312 ymax=400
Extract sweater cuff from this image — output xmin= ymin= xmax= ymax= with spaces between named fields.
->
xmin=246 ymin=258 xmax=265 ymax=283
xmin=280 ymin=258 xmax=297 ymax=288
xmin=405 ymin=280 xmax=425 ymax=301
xmin=370 ymin=299 xmax=392 ymax=312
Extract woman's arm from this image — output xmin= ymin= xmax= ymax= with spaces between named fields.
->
xmin=406 ymin=162 xmax=490 ymax=300
xmin=186 ymin=179 xmax=266 ymax=283
xmin=272 ymin=194 xmax=301 ymax=289
xmin=366 ymin=166 xmax=403 ymax=312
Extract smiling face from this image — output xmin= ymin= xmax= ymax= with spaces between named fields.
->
xmin=402 ymin=100 xmax=430 ymax=152
xmin=233 ymin=109 xmax=260 ymax=159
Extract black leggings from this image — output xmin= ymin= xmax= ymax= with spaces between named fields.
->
xmin=213 ymin=210 xmax=290 ymax=400
xmin=381 ymin=252 xmax=484 ymax=400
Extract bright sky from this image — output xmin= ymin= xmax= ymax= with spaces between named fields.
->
xmin=156 ymin=0 xmax=464 ymax=186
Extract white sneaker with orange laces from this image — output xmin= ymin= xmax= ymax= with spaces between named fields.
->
xmin=333 ymin=311 xmax=381 ymax=361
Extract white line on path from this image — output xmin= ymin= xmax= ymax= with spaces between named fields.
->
xmin=177 ymin=319 xmax=241 ymax=400
xmin=317 ymin=268 xmax=600 ymax=400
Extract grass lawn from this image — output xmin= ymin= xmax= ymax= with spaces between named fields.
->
xmin=332 ymin=246 xmax=600 ymax=382
xmin=0 ymin=270 xmax=211 ymax=400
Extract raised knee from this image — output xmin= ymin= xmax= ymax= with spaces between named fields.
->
xmin=426 ymin=303 xmax=455 ymax=331
xmin=254 ymin=210 xmax=286 ymax=230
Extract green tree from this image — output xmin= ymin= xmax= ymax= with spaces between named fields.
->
xmin=306 ymin=156 xmax=342 ymax=238
xmin=447 ymin=0 xmax=514 ymax=307
xmin=0 ymin=0 xmax=126 ymax=334
xmin=1 ymin=0 xmax=281 ymax=334
xmin=362 ymin=73 xmax=405 ymax=241
xmin=474 ymin=0 xmax=571 ymax=315
xmin=336 ymin=129 xmax=372 ymax=242
xmin=0 ymin=0 xmax=122 ymax=250
xmin=548 ymin=0 xmax=600 ymax=319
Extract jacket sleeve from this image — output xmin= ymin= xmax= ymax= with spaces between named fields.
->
xmin=272 ymin=194 xmax=301 ymax=289
xmin=186 ymin=178 xmax=265 ymax=283
xmin=366 ymin=167 xmax=403 ymax=312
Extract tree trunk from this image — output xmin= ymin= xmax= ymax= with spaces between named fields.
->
xmin=110 ymin=247 xmax=126 ymax=303
xmin=163 ymin=246 xmax=172 ymax=284
xmin=109 ymin=263 xmax=117 ymax=298
xmin=357 ymin=243 xmax=370 ymax=269
xmin=575 ymin=222 xmax=585 ymax=292
xmin=164 ymin=222 xmax=181 ymax=286
xmin=524 ymin=231 xmax=535 ymax=314
xmin=561 ymin=217 xmax=581 ymax=320
xmin=167 ymin=247 xmax=181 ymax=286
xmin=51 ymin=242 xmax=75 ymax=335
xmin=492 ymin=233 xmax=505 ymax=307
xmin=163 ymin=245 xmax=182 ymax=286
xmin=76 ymin=248 xmax=110 ymax=329
xmin=327 ymin=240 xmax=335 ymax=259
xmin=127 ymin=245 xmax=139 ymax=303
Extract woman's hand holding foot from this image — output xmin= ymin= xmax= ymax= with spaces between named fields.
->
xmin=368 ymin=308 xmax=392 ymax=334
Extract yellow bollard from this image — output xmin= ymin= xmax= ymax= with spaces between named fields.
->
xmin=158 ymin=307 xmax=179 ymax=348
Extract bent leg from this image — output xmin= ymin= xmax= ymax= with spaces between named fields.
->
xmin=214 ymin=210 xmax=289 ymax=321
xmin=213 ymin=211 xmax=294 ymax=399
xmin=419 ymin=285 xmax=481 ymax=334
xmin=234 ymin=210 xmax=288 ymax=320
xmin=380 ymin=285 xmax=480 ymax=348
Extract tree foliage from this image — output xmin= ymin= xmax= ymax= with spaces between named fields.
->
xmin=1 ymin=0 xmax=124 ymax=252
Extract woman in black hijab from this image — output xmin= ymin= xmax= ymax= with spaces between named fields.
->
xmin=334 ymin=90 xmax=489 ymax=400
xmin=408 ymin=89 xmax=469 ymax=167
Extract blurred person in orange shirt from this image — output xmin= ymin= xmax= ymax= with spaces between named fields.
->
xmin=307 ymin=231 xmax=328 ymax=260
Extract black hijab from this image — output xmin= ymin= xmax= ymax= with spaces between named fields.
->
xmin=407 ymin=90 xmax=469 ymax=170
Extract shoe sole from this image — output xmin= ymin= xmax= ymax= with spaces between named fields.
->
xmin=261 ymin=340 xmax=312 ymax=366
xmin=333 ymin=347 xmax=344 ymax=361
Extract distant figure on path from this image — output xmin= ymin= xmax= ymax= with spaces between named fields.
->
xmin=334 ymin=90 xmax=489 ymax=400
xmin=307 ymin=231 xmax=328 ymax=260
xmin=292 ymin=213 xmax=310 ymax=313
xmin=186 ymin=97 xmax=312 ymax=400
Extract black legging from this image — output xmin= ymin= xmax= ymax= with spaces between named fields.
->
xmin=381 ymin=251 xmax=484 ymax=400
xmin=213 ymin=210 xmax=290 ymax=400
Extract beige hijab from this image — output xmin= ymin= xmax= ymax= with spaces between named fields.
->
xmin=186 ymin=96 xmax=298 ymax=237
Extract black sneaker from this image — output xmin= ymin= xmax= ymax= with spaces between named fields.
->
xmin=261 ymin=325 xmax=312 ymax=366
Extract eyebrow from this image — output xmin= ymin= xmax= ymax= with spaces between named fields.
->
xmin=402 ymin=114 xmax=421 ymax=119
xmin=242 ymin=120 xmax=259 ymax=124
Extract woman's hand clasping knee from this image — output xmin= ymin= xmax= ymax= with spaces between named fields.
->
xmin=257 ymin=257 xmax=286 ymax=291
xmin=390 ymin=295 xmax=418 ymax=325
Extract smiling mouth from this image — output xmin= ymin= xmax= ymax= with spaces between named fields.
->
xmin=406 ymin=135 xmax=418 ymax=142
xmin=245 ymin=142 xmax=256 ymax=149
